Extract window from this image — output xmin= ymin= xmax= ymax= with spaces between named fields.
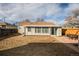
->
xmin=45 ymin=28 xmax=49 ymax=33
xmin=2 ymin=25 xmax=6 ymax=28
xmin=38 ymin=28 xmax=41 ymax=33
xmin=28 ymin=27 xmax=31 ymax=32
xmin=42 ymin=27 xmax=49 ymax=33
xmin=35 ymin=27 xmax=49 ymax=33
xmin=35 ymin=27 xmax=41 ymax=33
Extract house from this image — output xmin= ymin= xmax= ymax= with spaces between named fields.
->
xmin=0 ymin=22 xmax=6 ymax=28
xmin=0 ymin=22 xmax=17 ymax=29
xmin=0 ymin=22 xmax=17 ymax=37
xmin=18 ymin=21 xmax=62 ymax=36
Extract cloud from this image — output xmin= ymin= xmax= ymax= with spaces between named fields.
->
xmin=45 ymin=19 xmax=58 ymax=25
xmin=64 ymin=3 xmax=79 ymax=16
xmin=56 ymin=3 xmax=79 ymax=24
xmin=2 ymin=3 xmax=79 ymax=25
xmin=0 ymin=3 xmax=61 ymax=24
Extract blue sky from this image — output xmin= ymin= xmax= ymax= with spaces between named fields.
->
xmin=0 ymin=3 xmax=79 ymax=24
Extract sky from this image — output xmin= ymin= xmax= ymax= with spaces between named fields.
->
xmin=0 ymin=3 xmax=79 ymax=24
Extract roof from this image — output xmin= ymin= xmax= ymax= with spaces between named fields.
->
xmin=18 ymin=21 xmax=55 ymax=27
xmin=65 ymin=29 xmax=79 ymax=35
xmin=19 ymin=21 xmax=31 ymax=26
xmin=0 ymin=22 xmax=17 ymax=29
xmin=32 ymin=22 xmax=54 ymax=25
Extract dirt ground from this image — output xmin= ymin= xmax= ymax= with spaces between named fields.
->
xmin=0 ymin=35 xmax=59 ymax=51
xmin=0 ymin=34 xmax=79 ymax=56
xmin=0 ymin=43 xmax=79 ymax=56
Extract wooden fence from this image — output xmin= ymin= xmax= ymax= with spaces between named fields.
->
xmin=0 ymin=28 xmax=18 ymax=37
xmin=62 ymin=28 xmax=79 ymax=39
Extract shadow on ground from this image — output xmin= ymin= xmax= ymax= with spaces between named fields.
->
xmin=0 ymin=33 xmax=21 ymax=41
xmin=0 ymin=43 xmax=79 ymax=56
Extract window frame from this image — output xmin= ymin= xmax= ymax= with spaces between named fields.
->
xmin=28 ymin=27 xmax=31 ymax=32
xmin=35 ymin=27 xmax=41 ymax=33
xmin=42 ymin=27 xmax=49 ymax=33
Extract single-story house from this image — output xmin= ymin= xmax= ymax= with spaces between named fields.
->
xmin=18 ymin=21 xmax=62 ymax=36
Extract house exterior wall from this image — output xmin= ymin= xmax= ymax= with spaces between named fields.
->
xmin=18 ymin=26 xmax=62 ymax=36
xmin=56 ymin=28 xmax=62 ymax=36
xmin=18 ymin=26 xmax=25 ymax=34
xmin=25 ymin=27 xmax=51 ymax=35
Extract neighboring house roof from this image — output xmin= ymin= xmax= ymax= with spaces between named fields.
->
xmin=18 ymin=21 xmax=59 ymax=27
xmin=0 ymin=22 xmax=17 ymax=29
xmin=0 ymin=22 xmax=6 ymax=26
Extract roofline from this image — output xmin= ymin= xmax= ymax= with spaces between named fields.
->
xmin=20 ymin=25 xmax=62 ymax=27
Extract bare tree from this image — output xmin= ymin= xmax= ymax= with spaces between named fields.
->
xmin=36 ymin=18 xmax=44 ymax=22
xmin=72 ymin=9 xmax=79 ymax=17
xmin=71 ymin=9 xmax=79 ymax=48
xmin=25 ymin=19 xmax=30 ymax=22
